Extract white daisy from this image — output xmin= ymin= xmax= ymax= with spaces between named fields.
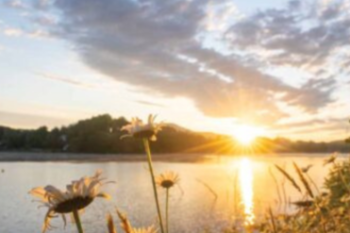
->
xmin=156 ymin=171 xmax=180 ymax=189
xmin=30 ymin=171 xmax=111 ymax=232
xmin=121 ymin=114 xmax=162 ymax=141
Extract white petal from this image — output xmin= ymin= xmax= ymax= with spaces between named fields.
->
xmin=96 ymin=192 xmax=111 ymax=200
xmin=44 ymin=185 xmax=66 ymax=202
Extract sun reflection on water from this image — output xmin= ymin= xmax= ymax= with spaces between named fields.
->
xmin=239 ymin=157 xmax=255 ymax=225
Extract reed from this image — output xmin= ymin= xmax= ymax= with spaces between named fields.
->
xmin=268 ymin=167 xmax=282 ymax=205
xmin=268 ymin=207 xmax=277 ymax=233
xmin=293 ymin=162 xmax=314 ymax=198
xmin=117 ymin=209 xmax=133 ymax=233
xmin=196 ymin=178 xmax=218 ymax=200
xmin=275 ymin=164 xmax=302 ymax=193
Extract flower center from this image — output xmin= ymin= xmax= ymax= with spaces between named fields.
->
xmin=161 ymin=180 xmax=174 ymax=189
xmin=54 ymin=196 xmax=94 ymax=213
xmin=134 ymin=130 xmax=155 ymax=139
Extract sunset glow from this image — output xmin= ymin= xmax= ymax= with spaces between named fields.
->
xmin=233 ymin=125 xmax=265 ymax=145
xmin=1 ymin=0 xmax=350 ymax=232
xmin=0 ymin=0 xmax=349 ymax=142
xmin=239 ymin=157 xmax=255 ymax=225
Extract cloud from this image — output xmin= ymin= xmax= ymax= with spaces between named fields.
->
xmin=32 ymin=15 xmax=56 ymax=26
xmin=3 ymin=0 xmax=26 ymax=9
xmin=203 ymin=0 xmax=242 ymax=32
xmin=27 ymin=29 xmax=51 ymax=38
xmin=37 ymin=72 xmax=95 ymax=88
xmin=36 ymin=0 xmax=346 ymax=125
xmin=3 ymin=28 xmax=23 ymax=36
xmin=225 ymin=0 xmax=350 ymax=69
xmin=0 ymin=110 xmax=69 ymax=129
xmin=272 ymin=116 xmax=349 ymax=139
xmin=35 ymin=0 xmax=53 ymax=9
xmin=135 ymin=100 xmax=165 ymax=108
xmin=274 ymin=117 xmax=347 ymax=130
xmin=2 ymin=27 xmax=50 ymax=39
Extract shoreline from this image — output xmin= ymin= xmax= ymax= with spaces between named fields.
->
xmin=0 ymin=152 xmax=212 ymax=163
xmin=0 ymin=151 xmax=345 ymax=163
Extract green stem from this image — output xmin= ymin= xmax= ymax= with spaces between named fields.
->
xmin=73 ymin=210 xmax=84 ymax=233
xmin=166 ymin=188 xmax=169 ymax=233
xmin=143 ymin=138 xmax=165 ymax=233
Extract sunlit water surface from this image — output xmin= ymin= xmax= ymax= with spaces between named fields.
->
xmin=0 ymin=154 xmax=347 ymax=233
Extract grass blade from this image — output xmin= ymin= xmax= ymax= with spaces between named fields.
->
xmin=275 ymin=164 xmax=301 ymax=193
xmin=293 ymin=162 xmax=314 ymax=198
xmin=268 ymin=207 xmax=277 ymax=233
xmin=116 ymin=209 xmax=132 ymax=233
xmin=106 ymin=213 xmax=117 ymax=233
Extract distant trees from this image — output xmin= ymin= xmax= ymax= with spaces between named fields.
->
xmin=0 ymin=126 xmax=48 ymax=150
xmin=346 ymin=119 xmax=350 ymax=144
xmin=0 ymin=114 xmax=215 ymax=153
xmin=0 ymin=114 xmax=350 ymax=153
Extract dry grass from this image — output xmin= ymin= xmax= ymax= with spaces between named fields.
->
xmin=106 ymin=213 xmax=117 ymax=233
xmin=117 ymin=209 xmax=133 ymax=233
xmin=274 ymin=164 xmax=301 ymax=193
xmin=104 ymin=157 xmax=350 ymax=233
xmin=293 ymin=162 xmax=314 ymax=198
xmin=196 ymin=178 xmax=218 ymax=200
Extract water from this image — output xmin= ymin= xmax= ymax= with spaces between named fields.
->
xmin=0 ymin=154 xmax=346 ymax=233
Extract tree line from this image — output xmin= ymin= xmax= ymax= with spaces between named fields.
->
xmin=0 ymin=114 xmax=349 ymax=154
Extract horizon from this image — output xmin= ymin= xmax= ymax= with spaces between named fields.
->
xmin=1 ymin=0 xmax=350 ymax=142
xmin=0 ymin=113 xmax=348 ymax=143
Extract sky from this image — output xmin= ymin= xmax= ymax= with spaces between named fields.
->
xmin=0 ymin=0 xmax=349 ymax=142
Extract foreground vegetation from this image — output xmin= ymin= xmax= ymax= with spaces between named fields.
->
xmin=30 ymin=154 xmax=350 ymax=233
xmin=199 ymin=155 xmax=350 ymax=233
xmin=1 ymin=114 xmax=350 ymax=153
xmin=28 ymin=115 xmax=350 ymax=233
xmin=251 ymin=157 xmax=350 ymax=233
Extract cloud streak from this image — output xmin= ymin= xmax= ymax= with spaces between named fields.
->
xmin=0 ymin=110 xmax=70 ymax=129
xmin=135 ymin=100 xmax=165 ymax=108
xmin=36 ymin=72 xmax=95 ymax=88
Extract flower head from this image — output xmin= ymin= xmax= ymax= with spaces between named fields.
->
xmin=156 ymin=171 xmax=180 ymax=189
xmin=30 ymin=171 xmax=111 ymax=232
xmin=121 ymin=114 xmax=162 ymax=141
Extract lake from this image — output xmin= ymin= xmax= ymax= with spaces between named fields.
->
xmin=0 ymin=153 xmax=346 ymax=233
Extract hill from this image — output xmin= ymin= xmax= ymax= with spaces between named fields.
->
xmin=0 ymin=114 xmax=349 ymax=154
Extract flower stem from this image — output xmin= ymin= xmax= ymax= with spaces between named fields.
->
xmin=166 ymin=188 xmax=169 ymax=233
xmin=143 ymin=138 xmax=165 ymax=233
xmin=73 ymin=209 xmax=84 ymax=233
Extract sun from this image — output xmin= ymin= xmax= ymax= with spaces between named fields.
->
xmin=232 ymin=124 xmax=264 ymax=145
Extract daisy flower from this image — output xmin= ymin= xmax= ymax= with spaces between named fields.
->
xmin=156 ymin=171 xmax=180 ymax=189
xmin=121 ymin=114 xmax=162 ymax=141
xmin=156 ymin=171 xmax=180 ymax=233
xmin=121 ymin=114 xmax=165 ymax=233
xmin=30 ymin=171 xmax=111 ymax=233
